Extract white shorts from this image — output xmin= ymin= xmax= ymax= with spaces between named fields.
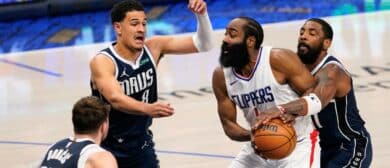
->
xmin=229 ymin=135 xmax=320 ymax=168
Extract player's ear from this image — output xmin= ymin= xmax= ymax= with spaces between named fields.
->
xmin=101 ymin=119 xmax=109 ymax=134
xmin=113 ymin=22 xmax=122 ymax=36
xmin=323 ymin=39 xmax=332 ymax=50
xmin=247 ymin=36 xmax=256 ymax=48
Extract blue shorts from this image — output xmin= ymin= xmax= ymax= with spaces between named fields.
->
xmin=321 ymin=130 xmax=372 ymax=168
xmin=115 ymin=138 xmax=159 ymax=168
xmin=102 ymin=131 xmax=159 ymax=168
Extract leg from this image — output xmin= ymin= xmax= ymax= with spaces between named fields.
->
xmin=229 ymin=142 xmax=269 ymax=168
xmin=326 ymin=131 xmax=372 ymax=168
xmin=278 ymin=136 xmax=320 ymax=168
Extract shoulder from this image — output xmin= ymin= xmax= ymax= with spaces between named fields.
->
xmin=318 ymin=63 xmax=350 ymax=80
xmin=145 ymin=35 xmax=169 ymax=51
xmin=212 ymin=66 xmax=225 ymax=82
xmin=89 ymin=53 xmax=116 ymax=72
xmin=212 ymin=66 xmax=227 ymax=93
xmin=269 ymin=48 xmax=303 ymax=72
xmin=270 ymin=48 xmax=299 ymax=63
xmin=86 ymin=150 xmax=118 ymax=168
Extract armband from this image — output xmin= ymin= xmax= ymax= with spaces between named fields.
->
xmin=302 ymin=93 xmax=322 ymax=116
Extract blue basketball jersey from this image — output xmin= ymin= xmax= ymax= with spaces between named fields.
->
xmin=40 ymin=138 xmax=94 ymax=168
xmin=91 ymin=42 xmax=158 ymax=157
xmin=310 ymin=55 xmax=368 ymax=146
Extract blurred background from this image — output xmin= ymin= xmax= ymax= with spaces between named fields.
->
xmin=0 ymin=0 xmax=389 ymax=54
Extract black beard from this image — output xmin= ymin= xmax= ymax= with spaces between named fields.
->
xmin=297 ymin=42 xmax=322 ymax=64
xmin=219 ymin=41 xmax=249 ymax=70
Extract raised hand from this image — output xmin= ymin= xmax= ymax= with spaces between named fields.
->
xmin=188 ymin=0 xmax=207 ymax=15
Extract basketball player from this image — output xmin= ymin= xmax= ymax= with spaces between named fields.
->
xmin=212 ymin=16 xmax=320 ymax=167
xmin=253 ymin=18 xmax=373 ymax=168
xmin=89 ymin=0 xmax=213 ymax=167
xmin=40 ymin=96 xmax=117 ymax=168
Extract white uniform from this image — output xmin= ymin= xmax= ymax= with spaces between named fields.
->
xmin=223 ymin=46 xmax=320 ymax=168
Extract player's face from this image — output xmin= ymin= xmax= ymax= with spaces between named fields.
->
xmin=297 ymin=21 xmax=325 ymax=64
xmin=114 ymin=11 xmax=147 ymax=51
xmin=220 ymin=19 xmax=250 ymax=69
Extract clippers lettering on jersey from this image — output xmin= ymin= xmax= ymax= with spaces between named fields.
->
xmin=46 ymin=149 xmax=72 ymax=164
xmin=120 ymin=68 xmax=154 ymax=95
xmin=231 ymin=86 xmax=274 ymax=108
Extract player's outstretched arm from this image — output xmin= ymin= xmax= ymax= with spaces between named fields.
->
xmin=145 ymin=0 xmax=213 ymax=62
xmin=212 ymin=67 xmax=251 ymax=141
xmin=90 ymin=54 xmax=174 ymax=118
xmin=85 ymin=151 xmax=118 ymax=168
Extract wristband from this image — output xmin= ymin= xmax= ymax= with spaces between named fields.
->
xmin=302 ymin=93 xmax=322 ymax=115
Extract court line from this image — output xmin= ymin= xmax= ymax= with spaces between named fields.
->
xmin=0 ymin=58 xmax=62 ymax=77
xmin=0 ymin=140 xmax=235 ymax=159
xmin=157 ymin=149 xmax=234 ymax=159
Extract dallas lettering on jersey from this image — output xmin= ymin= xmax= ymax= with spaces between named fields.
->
xmin=119 ymin=68 xmax=154 ymax=95
xmin=46 ymin=149 xmax=72 ymax=164
xmin=231 ymin=86 xmax=275 ymax=108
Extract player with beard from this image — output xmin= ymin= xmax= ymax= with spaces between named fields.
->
xmin=212 ymin=16 xmax=321 ymax=168
xmin=254 ymin=18 xmax=373 ymax=168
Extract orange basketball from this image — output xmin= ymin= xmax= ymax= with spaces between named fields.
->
xmin=253 ymin=118 xmax=297 ymax=160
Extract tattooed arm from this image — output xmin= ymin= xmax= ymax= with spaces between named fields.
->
xmin=253 ymin=63 xmax=351 ymax=127
xmin=282 ymin=63 xmax=350 ymax=116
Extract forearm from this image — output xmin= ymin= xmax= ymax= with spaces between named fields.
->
xmin=192 ymin=12 xmax=213 ymax=52
xmin=109 ymin=94 xmax=148 ymax=116
xmin=279 ymin=93 xmax=322 ymax=116
xmin=223 ymin=122 xmax=251 ymax=141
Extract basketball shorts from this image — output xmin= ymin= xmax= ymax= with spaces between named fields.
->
xmin=115 ymin=138 xmax=159 ymax=168
xmin=102 ymin=130 xmax=159 ymax=168
xmin=229 ymin=136 xmax=320 ymax=168
xmin=320 ymin=129 xmax=372 ymax=168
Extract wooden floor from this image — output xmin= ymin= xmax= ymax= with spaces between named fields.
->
xmin=0 ymin=11 xmax=389 ymax=168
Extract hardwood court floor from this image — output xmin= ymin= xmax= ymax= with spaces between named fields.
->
xmin=0 ymin=11 xmax=389 ymax=168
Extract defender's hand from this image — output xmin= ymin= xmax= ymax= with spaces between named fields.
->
xmin=280 ymin=113 xmax=297 ymax=126
xmin=188 ymin=0 xmax=207 ymax=15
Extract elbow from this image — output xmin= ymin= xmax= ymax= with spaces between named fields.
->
xmin=193 ymin=34 xmax=214 ymax=52
xmin=105 ymin=94 xmax=122 ymax=110
xmin=224 ymin=130 xmax=236 ymax=141
xmin=223 ymin=127 xmax=242 ymax=141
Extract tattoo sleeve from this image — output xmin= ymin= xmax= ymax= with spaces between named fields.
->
xmin=282 ymin=98 xmax=307 ymax=116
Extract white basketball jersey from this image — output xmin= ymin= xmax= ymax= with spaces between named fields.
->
xmin=223 ymin=46 xmax=313 ymax=140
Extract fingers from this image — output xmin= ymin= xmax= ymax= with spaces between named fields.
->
xmin=280 ymin=113 xmax=296 ymax=124
xmin=151 ymin=102 xmax=174 ymax=118
xmin=188 ymin=0 xmax=206 ymax=14
xmin=158 ymin=103 xmax=174 ymax=116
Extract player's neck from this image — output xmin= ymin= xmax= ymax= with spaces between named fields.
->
xmin=240 ymin=49 xmax=260 ymax=77
xmin=114 ymin=42 xmax=142 ymax=63
xmin=74 ymin=133 xmax=100 ymax=144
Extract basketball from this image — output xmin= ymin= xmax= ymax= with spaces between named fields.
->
xmin=252 ymin=118 xmax=297 ymax=160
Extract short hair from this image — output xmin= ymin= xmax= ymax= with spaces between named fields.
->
xmin=72 ymin=96 xmax=110 ymax=134
xmin=307 ymin=18 xmax=333 ymax=40
xmin=238 ymin=16 xmax=264 ymax=49
xmin=110 ymin=0 xmax=145 ymax=24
